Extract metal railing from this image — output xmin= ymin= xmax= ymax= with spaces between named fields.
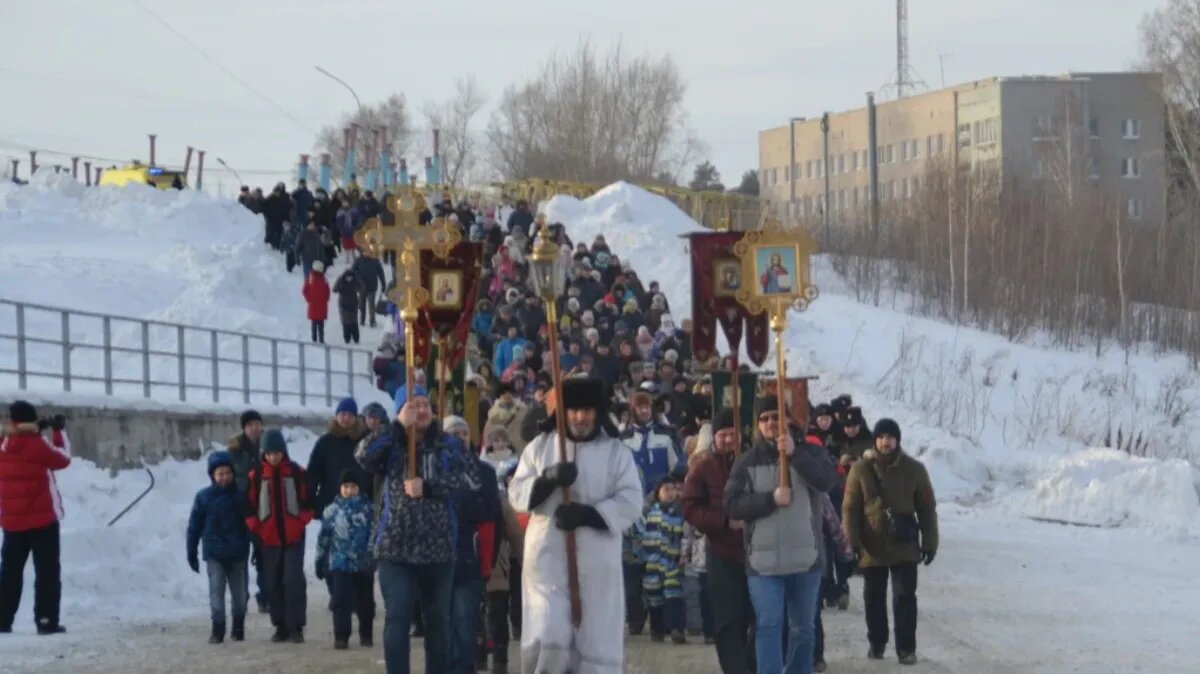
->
xmin=0 ymin=298 xmax=374 ymax=409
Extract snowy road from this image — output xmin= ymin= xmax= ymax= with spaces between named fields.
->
xmin=6 ymin=508 xmax=1197 ymax=673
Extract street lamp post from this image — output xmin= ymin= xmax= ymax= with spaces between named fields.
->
xmin=315 ymin=65 xmax=363 ymax=113
xmin=216 ymin=158 xmax=243 ymax=185
xmin=788 ymin=116 xmax=805 ymax=222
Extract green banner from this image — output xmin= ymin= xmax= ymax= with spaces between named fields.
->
xmin=710 ymin=370 xmax=760 ymax=447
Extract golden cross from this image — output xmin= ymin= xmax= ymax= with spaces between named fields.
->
xmin=353 ymin=187 xmax=461 ymax=314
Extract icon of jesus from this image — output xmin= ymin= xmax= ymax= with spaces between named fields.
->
xmin=760 ymin=252 xmax=793 ymax=294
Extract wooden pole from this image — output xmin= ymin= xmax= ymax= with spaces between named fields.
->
xmin=544 ymin=297 xmax=583 ymax=628
xmin=772 ymin=310 xmax=790 ymax=488
xmin=730 ymin=353 xmax=741 ymax=456
xmin=402 ymin=289 xmax=418 ymax=479
xmin=437 ymin=334 xmax=448 ymax=419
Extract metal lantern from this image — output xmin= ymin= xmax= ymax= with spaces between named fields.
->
xmin=529 ymin=225 xmax=563 ymax=300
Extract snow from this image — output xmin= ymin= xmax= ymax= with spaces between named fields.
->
xmin=3 ymin=179 xmax=1199 ymax=669
xmin=0 ymin=170 xmax=388 ymax=411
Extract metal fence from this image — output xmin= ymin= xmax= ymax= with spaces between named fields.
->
xmin=0 ymin=298 xmax=375 ymax=409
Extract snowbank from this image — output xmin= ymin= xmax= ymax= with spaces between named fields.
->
xmin=542 ymin=182 xmax=703 ymax=319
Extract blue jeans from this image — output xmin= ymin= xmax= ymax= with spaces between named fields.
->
xmin=378 ymin=561 xmax=454 ymax=674
xmin=449 ymin=578 xmax=484 ymax=673
xmin=747 ymin=568 xmax=823 ymax=674
xmin=206 ymin=558 xmax=248 ymax=626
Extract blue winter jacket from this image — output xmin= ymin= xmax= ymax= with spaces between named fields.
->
xmin=355 ymin=422 xmax=482 ymax=565
xmin=620 ymin=422 xmax=687 ymax=496
xmin=454 ymin=458 xmax=498 ymax=583
xmin=493 ymin=336 xmax=529 ymax=375
xmin=471 ymin=311 xmax=495 ymax=342
xmin=316 ymin=494 xmax=375 ymax=574
xmin=186 ymin=451 xmax=251 ymax=563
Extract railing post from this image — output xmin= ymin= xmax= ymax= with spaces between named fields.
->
xmin=141 ymin=321 xmax=150 ymax=398
xmin=324 ymin=346 xmax=332 ymax=407
xmin=103 ymin=316 xmax=113 ymax=395
xmin=61 ymin=312 xmax=71 ymax=392
xmin=177 ymin=325 xmax=186 ymax=401
xmin=242 ymin=335 xmax=250 ymax=404
xmin=346 ymin=349 xmax=354 ymax=399
xmin=299 ymin=343 xmax=307 ymax=407
xmin=210 ymin=330 xmax=219 ymax=403
xmin=15 ymin=303 xmax=26 ymax=390
xmin=270 ymin=339 xmax=280 ymax=406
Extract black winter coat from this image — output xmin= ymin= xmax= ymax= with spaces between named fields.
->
xmin=307 ymin=419 xmax=371 ymax=518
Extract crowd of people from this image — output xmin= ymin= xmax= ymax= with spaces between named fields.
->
xmin=0 ymin=184 xmax=940 ymax=674
xmin=225 ymin=185 xmax=943 ymax=674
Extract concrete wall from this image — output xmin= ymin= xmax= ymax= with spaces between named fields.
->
xmin=4 ymin=402 xmax=331 ymax=469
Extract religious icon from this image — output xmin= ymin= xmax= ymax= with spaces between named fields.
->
xmin=429 ymin=270 xmax=463 ymax=309
xmin=713 ymin=258 xmax=741 ymax=297
xmin=755 ymin=246 xmax=798 ymax=295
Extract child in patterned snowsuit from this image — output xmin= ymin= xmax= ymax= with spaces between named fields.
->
xmin=315 ymin=469 xmax=376 ymax=650
xmin=639 ymin=474 xmax=687 ymax=644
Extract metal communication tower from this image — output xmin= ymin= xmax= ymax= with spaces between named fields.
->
xmin=879 ymin=0 xmax=929 ymax=100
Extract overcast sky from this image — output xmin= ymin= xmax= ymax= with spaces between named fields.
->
xmin=0 ymin=0 xmax=1162 ymax=192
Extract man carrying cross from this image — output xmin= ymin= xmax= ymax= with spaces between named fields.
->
xmin=508 ymin=377 xmax=643 ymax=674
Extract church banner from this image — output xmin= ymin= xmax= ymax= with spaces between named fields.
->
xmin=416 ymin=241 xmax=483 ymax=367
xmin=687 ymin=231 xmax=769 ymax=366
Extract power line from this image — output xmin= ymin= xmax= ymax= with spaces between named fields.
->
xmin=126 ymin=0 xmax=316 ymax=135
xmin=0 ymin=67 xmax=274 ymax=112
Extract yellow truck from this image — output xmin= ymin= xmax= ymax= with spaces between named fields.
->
xmin=98 ymin=163 xmax=187 ymax=189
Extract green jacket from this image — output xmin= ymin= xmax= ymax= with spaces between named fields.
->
xmin=225 ymin=433 xmax=260 ymax=494
xmin=841 ymin=449 xmax=937 ymax=568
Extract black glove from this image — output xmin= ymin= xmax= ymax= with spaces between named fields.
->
xmin=542 ymin=462 xmax=578 ymax=488
xmin=921 ymin=549 xmax=936 ymax=566
xmin=187 ymin=553 xmax=200 ymax=574
xmin=51 ymin=414 xmax=67 ymax=431
xmin=251 ymin=546 xmax=260 ymax=568
xmin=554 ymin=503 xmax=608 ymax=532
xmin=315 ymin=562 xmax=326 ymax=581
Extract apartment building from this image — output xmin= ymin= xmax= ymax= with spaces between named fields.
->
xmin=758 ymin=72 xmax=1165 ymax=227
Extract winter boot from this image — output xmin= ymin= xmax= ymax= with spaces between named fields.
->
xmin=289 ymin=629 xmax=305 ymax=644
xmin=813 ymin=660 xmax=828 ymax=673
xmin=0 ymin=625 xmax=11 ymax=634
xmin=230 ymin=617 xmax=244 ymax=642
xmin=36 ymin=620 xmax=65 ymax=636
xmin=650 ymin=633 xmax=665 ymax=643
xmin=257 ymin=598 xmax=270 ymax=614
xmin=209 ymin=622 xmax=225 ymax=644
xmin=898 ymin=652 xmax=917 ymax=665
xmin=334 ymin=638 xmax=349 ymax=650
xmin=360 ymin=621 xmax=373 ymax=647
xmin=270 ymin=627 xmax=289 ymax=642
xmin=837 ymin=594 xmax=850 ymax=610
xmin=867 ymin=644 xmax=886 ymax=660
xmin=670 ymin=630 xmax=687 ymax=645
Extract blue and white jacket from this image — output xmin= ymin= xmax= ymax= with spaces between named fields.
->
xmin=620 ymin=421 xmax=686 ymax=496
xmin=316 ymin=494 xmax=375 ymax=574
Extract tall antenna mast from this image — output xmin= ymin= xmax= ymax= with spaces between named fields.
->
xmin=897 ymin=0 xmax=910 ymax=98
xmin=879 ymin=0 xmax=928 ymax=100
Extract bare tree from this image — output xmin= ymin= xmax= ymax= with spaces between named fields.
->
xmin=314 ymin=94 xmax=412 ymax=185
xmin=1142 ymin=0 xmax=1200 ymax=193
xmin=422 ymin=76 xmax=487 ymax=188
xmin=486 ymin=40 xmax=705 ymax=183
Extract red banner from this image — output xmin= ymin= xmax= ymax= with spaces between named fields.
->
xmin=414 ymin=241 xmax=483 ymax=367
xmin=687 ymin=231 xmax=769 ymax=366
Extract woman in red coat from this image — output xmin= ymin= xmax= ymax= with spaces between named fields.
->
xmin=302 ymin=260 xmax=331 ymax=344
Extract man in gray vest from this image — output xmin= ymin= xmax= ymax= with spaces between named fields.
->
xmin=725 ymin=395 xmax=837 ymax=674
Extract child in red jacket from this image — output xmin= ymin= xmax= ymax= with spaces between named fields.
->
xmin=245 ymin=429 xmax=313 ymax=643
xmin=303 ymin=261 xmax=331 ymax=344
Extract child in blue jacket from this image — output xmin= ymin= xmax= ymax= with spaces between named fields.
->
xmin=186 ymin=451 xmax=251 ymax=644
xmin=315 ymin=470 xmax=376 ymax=650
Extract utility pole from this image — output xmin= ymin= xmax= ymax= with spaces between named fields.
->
xmin=821 ymin=113 xmax=831 ymax=247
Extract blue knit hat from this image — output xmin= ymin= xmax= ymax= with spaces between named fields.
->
xmin=335 ymin=397 xmax=358 ymax=416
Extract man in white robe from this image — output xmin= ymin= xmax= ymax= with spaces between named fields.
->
xmin=509 ymin=377 xmax=643 ymax=674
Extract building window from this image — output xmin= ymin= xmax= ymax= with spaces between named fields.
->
xmin=901 ymin=142 xmax=910 ymax=162
xmin=838 ymin=189 xmax=846 ymax=210
xmin=958 ymin=123 xmax=972 ymax=147
xmin=926 ymin=135 xmax=933 ymax=156
xmin=861 ymin=149 xmax=869 ymax=168
xmin=851 ymin=152 xmax=859 ymax=171
xmin=911 ymin=139 xmax=920 ymax=159
xmin=1121 ymin=157 xmax=1140 ymax=178
xmin=837 ymin=154 xmax=845 ymax=174
xmin=1123 ymin=118 xmax=1141 ymax=139
xmin=784 ymin=166 xmax=790 ymax=182
xmin=1033 ymin=158 xmax=1046 ymax=180
xmin=912 ymin=176 xmax=920 ymax=194
xmin=937 ymin=134 xmax=945 ymax=154
xmin=1088 ymin=155 xmax=1100 ymax=179
xmin=1126 ymin=197 xmax=1143 ymax=220
xmin=851 ymin=186 xmax=859 ymax=206
xmin=1089 ymin=117 xmax=1100 ymax=138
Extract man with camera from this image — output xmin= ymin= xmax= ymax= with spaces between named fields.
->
xmin=0 ymin=401 xmax=72 ymax=635
xmin=841 ymin=418 xmax=938 ymax=666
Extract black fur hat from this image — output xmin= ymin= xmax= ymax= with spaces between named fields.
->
xmin=538 ymin=377 xmax=619 ymax=437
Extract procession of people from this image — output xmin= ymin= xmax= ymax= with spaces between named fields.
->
xmin=177 ymin=183 xmax=942 ymax=673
